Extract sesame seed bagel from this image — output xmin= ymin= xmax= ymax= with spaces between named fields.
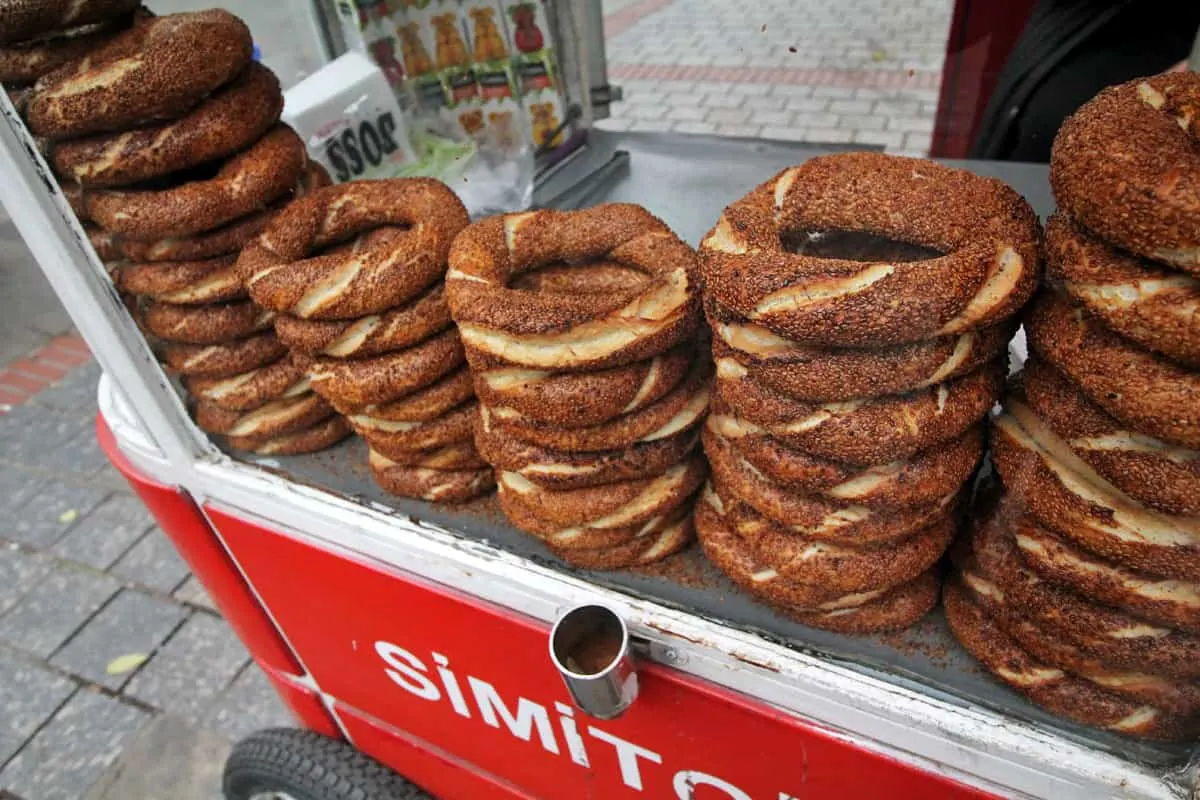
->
xmin=362 ymin=440 xmax=486 ymax=471
xmin=497 ymin=456 xmax=707 ymax=533
xmin=697 ymin=487 xmax=938 ymax=633
xmin=1006 ymin=500 xmax=1200 ymax=634
xmin=159 ymin=332 xmax=286 ymax=379
xmin=141 ymin=300 xmax=272 ymax=345
xmin=1027 ymin=291 xmax=1200 ymax=450
xmin=0 ymin=0 xmax=141 ymax=45
xmin=347 ymin=401 xmax=477 ymax=459
xmin=192 ymin=391 xmax=333 ymax=441
xmin=226 ymin=414 xmax=350 ymax=456
xmin=241 ymin=178 xmax=468 ymax=320
xmin=26 ymin=10 xmax=251 ymax=139
xmin=704 ymin=428 xmax=956 ymax=544
xmin=186 ymin=354 xmax=308 ymax=413
xmin=273 ymin=282 xmax=452 ymax=359
xmin=973 ymin=507 xmax=1200 ymax=680
xmin=84 ymin=222 xmax=119 ymax=260
xmin=472 ymin=343 xmax=693 ymax=429
xmin=706 ymin=299 xmax=1013 ymax=403
xmin=991 ymin=391 xmax=1200 ymax=581
xmin=0 ymin=8 xmax=143 ymax=83
xmin=699 ymin=153 xmax=1040 ymax=347
xmin=943 ymin=578 xmax=1197 ymax=741
xmin=1022 ymin=356 xmax=1200 ymax=517
xmin=328 ymin=366 xmax=474 ymax=422
xmin=476 ymin=409 xmax=700 ymax=490
xmin=710 ymin=414 xmax=982 ymax=510
xmin=715 ymin=361 xmax=1002 ymax=465
xmin=548 ymin=511 xmax=694 ymax=571
xmin=368 ymin=449 xmax=495 ymax=503
xmin=1045 ymin=214 xmax=1200 ymax=368
xmin=446 ymin=204 xmax=700 ymax=371
xmin=49 ymin=61 xmax=281 ymax=188
xmin=306 ymin=328 xmax=465 ymax=409
xmin=1050 ymin=73 xmax=1200 ymax=274
xmin=484 ymin=359 xmax=711 ymax=453
xmin=86 ymin=125 xmax=306 ymax=240
xmin=116 ymin=253 xmax=244 ymax=305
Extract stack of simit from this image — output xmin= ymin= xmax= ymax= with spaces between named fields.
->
xmin=696 ymin=152 xmax=1040 ymax=634
xmin=23 ymin=9 xmax=344 ymax=456
xmin=446 ymin=205 xmax=710 ymax=569
xmin=949 ymin=73 xmax=1200 ymax=741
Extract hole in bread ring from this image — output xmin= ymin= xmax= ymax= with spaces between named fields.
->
xmin=86 ymin=124 xmax=306 ymax=240
xmin=160 ymin=332 xmax=287 ymax=379
xmin=447 ymin=205 xmax=701 ymax=370
xmin=186 ymin=354 xmax=308 ymax=412
xmin=50 ymin=61 xmax=282 ymax=188
xmin=1023 ymin=356 xmax=1200 ymax=517
xmin=193 ymin=392 xmax=333 ymax=440
xmin=307 ymin=328 xmax=465 ymax=409
xmin=1051 ymin=74 xmax=1200 ymax=274
xmin=0 ymin=0 xmax=142 ymax=46
xmin=0 ymin=8 xmax=145 ymax=83
xmin=242 ymin=178 xmax=468 ymax=320
xmin=227 ymin=414 xmax=351 ymax=456
xmin=117 ymin=254 xmax=244 ymax=305
xmin=26 ymin=10 xmax=252 ymax=139
xmin=700 ymin=153 xmax=1040 ymax=347
xmin=1025 ymin=291 xmax=1200 ymax=449
xmin=141 ymin=300 xmax=273 ymax=345
xmin=349 ymin=401 xmax=478 ymax=457
xmin=1045 ymin=214 xmax=1200 ymax=368
xmin=367 ymin=449 xmax=495 ymax=503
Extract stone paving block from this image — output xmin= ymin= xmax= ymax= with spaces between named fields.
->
xmin=749 ymin=110 xmax=794 ymax=127
xmin=55 ymin=425 xmax=115 ymax=477
xmin=50 ymin=495 xmax=155 ymax=572
xmin=9 ymin=481 xmax=109 ymax=548
xmin=790 ymin=111 xmax=840 ymax=129
xmin=31 ymin=362 xmax=101 ymax=414
xmin=742 ymin=95 xmax=786 ymax=112
xmin=83 ymin=715 xmax=233 ymax=800
xmin=204 ymin=665 xmax=295 ymax=744
xmin=0 ymin=562 xmax=120 ymax=658
xmin=50 ymin=589 xmax=186 ymax=690
xmin=701 ymin=92 xmax=744 ymax=109
xmin=0 ymin=544 xmax=53 ymax=616
xmin=713 ymin=123 xmax=764 ymax=138
xmin=126 ymin=614 xmax=249 ymax=720
xmin=806 ymin=127 xmax=856 ymax=144
xmin=0 ymin=651 xmax=76 ymax=764
xmin=0 ymin=404 xmax=91 ymax=471
xmin=853 ymin=129 xmax=906 ymax=149
xmin=673 ymin=121 xmax=719 ymax=135
xmin=838 ymin=113 xmax=887 ymax=131
xmin=887 ymin=115 xmax=935 ymax=133
xmin=173 ymin=575 xmax=217 ymax=613
xmin=0 ymin=689 xmax=149 ymax=800
xmin=110 ymin=527 xmax=190 ymax=593
xmin=760 ymin=125 xmax=813 ymax=142
xmin=666 ymin=105 xmax=707 ymax=122
xmin=904 ymin=130 xmax=934 ymax=153
xmin=828 ymin=99 xmax=874 ymax=115
xmin=0 ymin=468 xmax=45 ymax=512
xmin=706 ymin=108 xmax=752 ymax=125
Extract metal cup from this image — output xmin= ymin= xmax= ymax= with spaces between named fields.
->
xmin=549 ymin=604 xmax=638 ymax=720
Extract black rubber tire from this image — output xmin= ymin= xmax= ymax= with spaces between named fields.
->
xmin=223 ymin=728 xmax=428 ymax=800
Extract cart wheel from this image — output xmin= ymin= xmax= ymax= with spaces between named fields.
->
xmin=223 ymin=728 xmax=425 ymax=800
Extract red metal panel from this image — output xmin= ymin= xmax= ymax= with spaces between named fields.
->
xmin=261 ymin=666 xmax=342 ymax=739
xmin=210 ymin=506 xmax=994 ymax=800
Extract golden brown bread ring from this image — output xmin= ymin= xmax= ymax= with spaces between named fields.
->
xmin=699 ymin=153 xmax=1040 ymax=347
xmin=548 ymin=512 xmax=694 ymax=571
xmin=944 ymin=578 xmax=1197 ymax=741
xmin=348 ymin=401 xmax=477 ymax=459
xmin=363 ymin=440 xmax=486 ymax=470
xmin=707 ymin=299 xmax=1013 ymax=403
xmin=991 ymin=394 xmax=1200 ymax=582
xmin=50 ymin=62 xmax=281 ymax=188
xmin=1026 ymin=290 xmax=1200 ymax=450
xmin=473 ymin=344 xmax=692 ymax=429
xmin=367 ymin=449 xmax=495 ymax=503
xmin=1045 ymin=214 xmax=1200 ymax=368
xmin=26 ymin=10 xmax=251 ymax=138
xmin=0 ymin=9 xmax=141 ymax=83
xmin=330 ymin=367 xmax=474 ymax=423
xmin=186 ymin=355 xmax=308 ymax=413
xmin=307 ymin=328 xmax=465 ymax=409
xmin=497 ymin=456 xmax=706 ymax=533
xmin=86 ymin=124 xmax=306 ymax=240
xmin=242 ymin=178 xmax=468 ymax=320
xmin=477 ymin=410 xmax=699 ymax=490
xmin=715 ymin=362 xmax=1002 ymax=465
xmin=705 ymin=429 xmax=955 ymax=544
xmin=1023 ymin=357 xmax=1200 ymax=517
xmin=193 ymin=392 xmax=333 ymax=441
xmin=116 ymin=254 xmax=244 ymax=305
xmin=959 ymin=564 xmax=1200 ymax=717
xmin=696 ymin=487 xmax=938 ymax=632
xmin=1006 ymin=502 xmax=1200 ymax=634
xmin=972 ymin=508 xmax=1200 ymax=680
xmin=141 ymin=300 xmax=273 ymax=345
xmin=84 ymin=223 xmax=120 ymax=261
xmin=274 ymin=283 xmax=452 ymax=359
xmin=0 ymin=0 xmax=141 ymax=45
xmin=1050 ymin=74 xmax=1200 ymax=275
xmin=160 ymin=332 xmax=286 ymax=379
xmin=711 ymin=415 xmax=982 ymax=510
xmin=447 ymin=204 xmax=701 ymax=371
xmin=60 ymin=181 xmax=87 ymax=218
xmin=226 ymin=414 xmax=350 ymax=456
xmin=485 ymin=360 xmax=711 ymax=453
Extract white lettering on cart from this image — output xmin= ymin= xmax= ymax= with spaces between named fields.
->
xmin=674 ymin=770 xmax=753 ymax=799
xmin=432 ymin=653 xmax=472 ymax=719
xmin=469 ymin=677 xmax=561 ymax=755
xmin=555 ymin=702 xmax=591 ymax=767
xmin=375 ymin=642 xmax=440 ymax=701
xmin=587 ymin=726 xmax=663 ymax=790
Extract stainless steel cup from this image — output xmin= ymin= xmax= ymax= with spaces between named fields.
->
xmin=549 ymin=604 xmax=638 ymax=720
